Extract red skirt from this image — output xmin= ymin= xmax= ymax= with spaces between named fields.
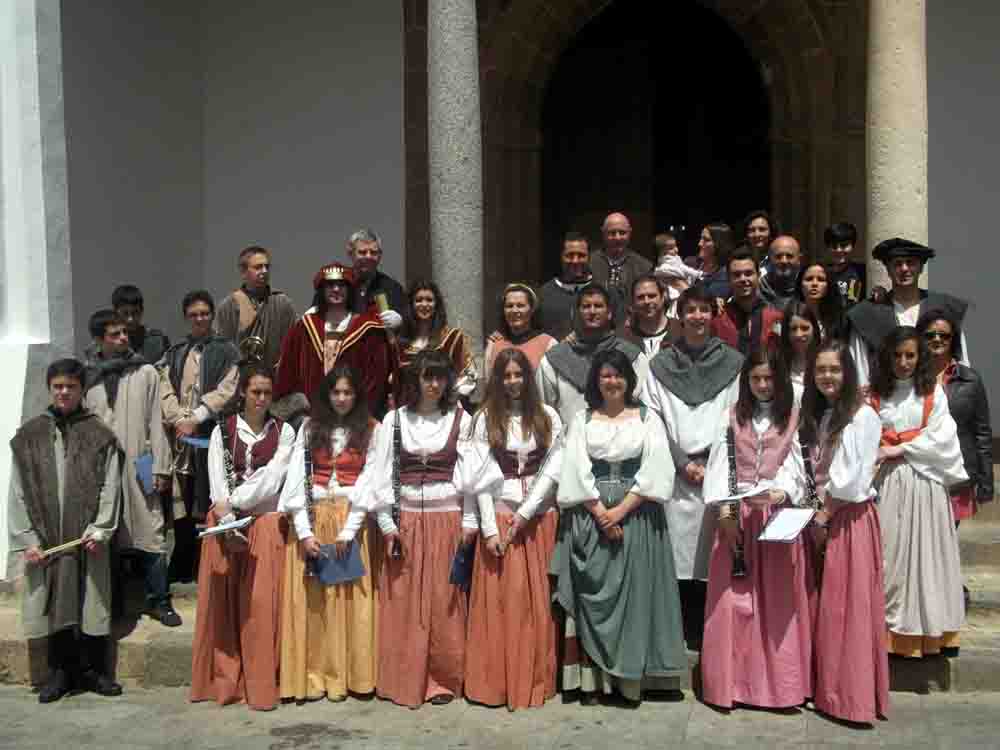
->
xmin=376 ymin=507 xmax=467 ymax=708
xmin=190 ymin=511 xmax=288 ymax=710
xmin=951 ymin=485 xmax=978 ymax=521
xmin=465 ymin=507 xmax=559 ymax=710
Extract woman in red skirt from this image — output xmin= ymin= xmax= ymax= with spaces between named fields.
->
xmin=801 ymin=340 xmax=888 ymax=724
xmin=465 ymin=348 xmax=563 ymax=710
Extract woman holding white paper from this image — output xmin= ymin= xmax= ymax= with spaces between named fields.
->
xmin=801 ymin=339 xmax=888 ymax=724
xmin=278 ymin=364 xmax=380 ymax=703
xmin=700 ymin=347 xmax=815 ymax=711
xmin=191 ymin=363 xmax=295 ymax=711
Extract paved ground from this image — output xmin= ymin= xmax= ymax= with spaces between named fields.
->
xmin=2 ymin=685 xmax=1000 ymax=750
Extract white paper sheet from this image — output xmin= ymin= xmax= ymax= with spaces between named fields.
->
xmin=706 ymin=482 xmax=774 ymax=505
xmin=757 ymin=507 xmax=816 ymax=543
xmin=198 ymin=516 xmax=253 ymax=538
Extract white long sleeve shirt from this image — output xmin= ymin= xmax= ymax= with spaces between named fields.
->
xmin=208 ymin=415 xmax=295 ymax=514
xmin=471 ymin=404 xmax=564 ymax=539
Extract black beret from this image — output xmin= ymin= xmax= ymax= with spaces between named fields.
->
xmin=872 ymin=237 xmax=936 ymax=263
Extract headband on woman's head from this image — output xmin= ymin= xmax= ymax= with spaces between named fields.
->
xmin=502 ymin=282 xmax=538 ymax=309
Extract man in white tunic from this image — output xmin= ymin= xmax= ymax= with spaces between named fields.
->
xmin=643 ymin=284 xmax=743 ymax=649
xmin=9 ymin=359 xmax=123 ymax=703
xmin=536 ymin=283 xmax=649 ymax=427
xmin=84 ymin=310 xmax=177 ymax=626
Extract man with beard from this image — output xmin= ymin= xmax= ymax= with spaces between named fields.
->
xmin=710 ymin=251 xmax=783 ymax=354
xmin=642 ymin=284 xmax=743 ymax=649
xmin=159 ymin=291 xmax=241 ymax=582
xmin=847 ymin=237 xmax=970 ymax=386
xmin=626 ymin=274 xmax=678 ymax=355
xmin=84 ymin=310 xmax=177 ymax=625
xmin=758 ymin=235 xmax=802 ymax=310
xmin=215 ymin=246 xmax=297 ymax=370
xmin=536 ymin=283 xmax=649 ymax=427
xmin=537 ymin=231 xmax=594 ymax=341
xmin=590 ymin=213 xmax=653 ymax=333
xmin=9 ymin=359 xmax=123 ymax=702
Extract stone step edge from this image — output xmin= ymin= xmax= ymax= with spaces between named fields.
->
xmin=1 ymin=636 xmax=998 ymax=695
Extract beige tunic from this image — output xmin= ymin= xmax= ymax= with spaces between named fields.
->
xmin=85 ymin=364 xmax=173 ymax=554
xmin=8 ymin=431 xmax=121 ymax=638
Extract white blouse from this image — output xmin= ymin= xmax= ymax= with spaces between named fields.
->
xmin=208 ymin=415 xmax=295 ymax=515
xmin=819 ymin=405 xmax=881 ymax=504
xmin=874 ymin=380 xmax=968 ymax=487
xmin=557 ymin=408 xmax=674 ymax=508
xmin=702 ymin=403 xmax=806 ymax=506
xmin=361 ymin=407 xmax=504 ymax=533
xmin=278 ymin=419 xmax=376 ymax=543
xmin=471 ymin=404 xmax=564 ymax=539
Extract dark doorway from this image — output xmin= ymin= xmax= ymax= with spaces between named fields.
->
xmin=540 ymin=0 xmax=771 ymax=275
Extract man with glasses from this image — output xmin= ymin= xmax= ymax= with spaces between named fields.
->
xmin=847 ymin=238 xmax=970 ymax=386
xmin=158 ymin=290 xmax=240 ymax=582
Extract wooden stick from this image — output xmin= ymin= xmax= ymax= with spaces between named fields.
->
xmin=40 ymin=537 xmax=85 ymax=558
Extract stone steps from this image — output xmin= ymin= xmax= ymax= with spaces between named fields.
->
xmin=1 ymin=586 xmax=999 ymax=695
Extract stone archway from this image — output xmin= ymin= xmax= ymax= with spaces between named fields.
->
xmin=404 ymin=0 xmax=868 ymax=330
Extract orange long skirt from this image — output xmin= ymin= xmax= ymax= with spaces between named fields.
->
xmin=189 ymin=511 xmax=287 ymax=710
xmin=465 ymin=508 xmax=559 ymax=710
xmin=376 ymin=508 xmax=467 ymax=708
xmin=280 ymin=502 xmax=378 ymax=701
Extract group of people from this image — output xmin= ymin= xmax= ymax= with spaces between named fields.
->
xmin=9 ymin=213 xmax=991 ymax=729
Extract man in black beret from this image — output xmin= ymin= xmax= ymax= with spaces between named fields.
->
xmin=847 ymin=238 xmax=970 ymax=385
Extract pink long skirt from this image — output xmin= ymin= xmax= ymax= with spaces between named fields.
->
xmin=376 ymin=507 xmax=467 ymax=708
xmin=701 ymin=503 xmax=816 ymax=709
xmin=814 ymin=501 xmax=889 ymax=724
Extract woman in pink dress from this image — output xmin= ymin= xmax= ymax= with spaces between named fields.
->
xmin=700 ymin=347 xmax=815 ymax=711
xmin=802 ymin=339 xmax=888 ymax=724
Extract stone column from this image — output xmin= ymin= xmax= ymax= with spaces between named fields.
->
xmin=427 ymin=0 xmax=483 ymax=346
xmin=866 ymin=0 xmax=928 ymax=290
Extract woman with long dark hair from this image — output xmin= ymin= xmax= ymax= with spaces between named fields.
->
xmin=798 ymin=261 xmax=846 ymax=341
xmin=870 ymin=326 xmax=967 ymax=657
xmin=191 ymin=363 xmax=295 ymax=711
xmin=398 ymin=280 xmax=477 ymax=404
xmin=700 ymin=347 xmax=814 ymax=711
xmin=278 ymin=364 xmax=380 ymax=702
xmin=551 ymin=349 xmax=686 ymax=706
xmin=779 ymin=301 xmax=822 ymax=403
xmin=801 ymin=339 xmax=888 ymax=724
xmin=364 ymin=349 xmax=502 ymax=707
xmin=465 ymin=349 xmax=562 ymax=710
xmin=916 ymin=308 xmax=994 ymax=522
xmin=697 ymin=222 xmax=735 ymax=300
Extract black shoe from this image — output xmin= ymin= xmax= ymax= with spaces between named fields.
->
xmin=79 ymin=669 xmax=123 ymax=697
xmin=147 ymin=602 xmax=182 ymax=627
xmin=38 ymin=669 xmax=71 ymax=704
xmin=580 ymin=692 xmax=601 ymax=706
xmin=429 ymin=694 xmax=453 ymax=705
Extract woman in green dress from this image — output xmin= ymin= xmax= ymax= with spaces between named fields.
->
xmin=551 ymin=348 xmax=687 ymax=706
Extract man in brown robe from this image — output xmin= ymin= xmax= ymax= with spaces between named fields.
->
xmin=9 ymin=358 xmax=123 ymax=703
xmin=215 ymin=245 xmax=297 ymax=371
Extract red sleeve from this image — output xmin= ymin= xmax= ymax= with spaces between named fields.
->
xmin=274 ymin=322 xmax=303 ymax=400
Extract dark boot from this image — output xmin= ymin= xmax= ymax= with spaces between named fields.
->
xmin=38 ymin=629 xmax=74 ymax=704
xmin=78 ymin=634 xmax=122 ymax=697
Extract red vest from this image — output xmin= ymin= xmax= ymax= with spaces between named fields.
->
xmin=226 ymin=415 xmax=284 ymax=484
xmin=730 ymin=407 xmax=799 ymax=485
xmin=399 ymin=409 xmax=463 ymax=485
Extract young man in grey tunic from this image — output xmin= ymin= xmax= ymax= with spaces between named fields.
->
xmin=85 ymin=310 xmax=177 ymax=626
xmin=9 ymin=359 xmax=123 ymax=703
